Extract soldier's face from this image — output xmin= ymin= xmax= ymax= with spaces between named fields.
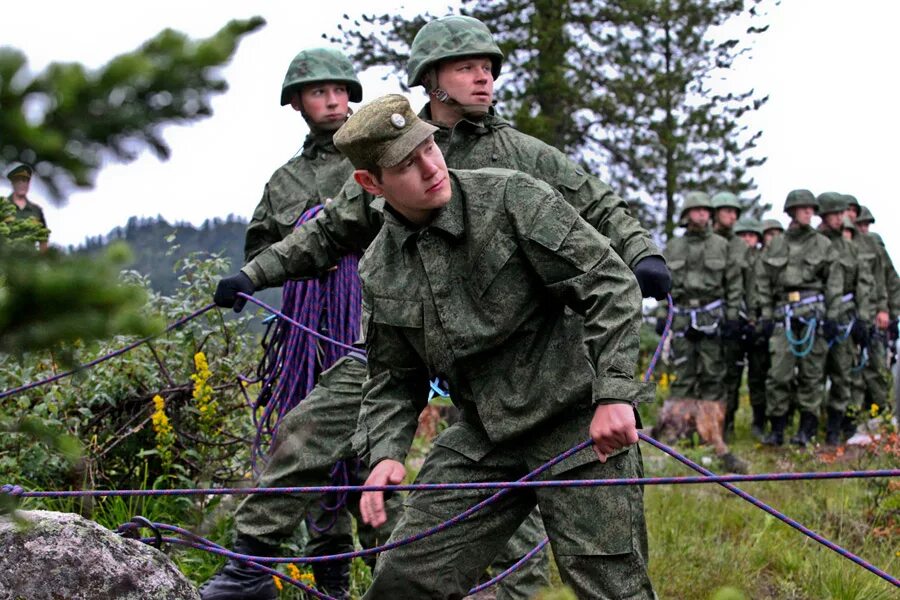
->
xmin=738 ymin=232 xmax=759 ymax=248
xmin=716 ymin=207 xmax=738 ymax=229
xmin=355 ymin=137 xmax=451 ymax=226
xmin=435 ymin=56 xmax=494 ymax=108
xmin=846 ymin=205 xmax=859 ymax=221
xmin=857 ymin=222 xmax=870 ymax=234
xmin=10 ymin=176 xmax=29 ymax=196
xmin=686 ymin=208 xmax=711 ymax=228
xmin=293 ymin=82 xmax=350 ymax=129
xmin=791 ymin=206 xmax=815 ymax=226
xmin=821 ymin=211 xmax=844 ymax=231
xmin=763 ymin=230 xmax=781 ymax=246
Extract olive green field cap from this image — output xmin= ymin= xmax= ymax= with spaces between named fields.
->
xmin=856 ymin=205 xmax=875 ymax=224
xmin=334 ymin=94 xmax=438 ymax=171
xmin=6 ymin=163 xmax=33 ymax=180
xmin=679 ymin=191 xmax=714 ymax=221
xmin=762 ymin=218 xmax=784 ymax=233
xmin=711 ymin=191 xmax=742 ymax=213
xmin=734 ymin=217 xmax=763 ymax=236
xmin=783 ymin=189 xmax=818 ymax=213
xmin=407 ymin=15 xmax=503 ymax=87
xmin=816 ymin=191 xmax=848 ymax=216
xmin=281 ymin=48 xmax=362 ymax=106
xmin=842 ymin=194 xmax=860 ymax=209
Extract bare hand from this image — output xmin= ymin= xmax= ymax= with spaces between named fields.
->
xmin=589 ymin=403 xmax=638 ymax=462
xmin=360 ymin=459 xmax=406 ymax=527
xmin=876 ymin=310 xmax=890 ymax=330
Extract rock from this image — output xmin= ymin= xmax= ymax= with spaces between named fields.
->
xmin=0 ymin=510 xmax=200 ymax=600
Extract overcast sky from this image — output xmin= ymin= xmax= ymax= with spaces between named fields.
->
xmin=4 ymin=0 xmax=899 ymax=262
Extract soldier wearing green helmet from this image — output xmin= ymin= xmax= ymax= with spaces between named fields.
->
xmin=658 ymin=192 xmax=741 ymax=411
xmin=201 ymin=47 xmax=367 ymax=600
xmin=762 ymin=218 xmax=784 ymax=246
xmin=755 ymin=189 xmax=842 ymax=446
xmin=816 ymin=192 xmax=872 ymax=445
xmin=711 ymin=192 xmax=752 ymax=438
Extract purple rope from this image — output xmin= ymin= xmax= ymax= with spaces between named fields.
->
xmin=644 ymin=293 xmax=674 ymax=382
xmin=468 ymin=538 xmax=550 ymax=594
xmin=0 ymin=303 xmax=218 ymax=400
xmin=239 ymin=294 xmax=357 ymax=353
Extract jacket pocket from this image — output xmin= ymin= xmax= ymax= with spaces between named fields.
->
xmin=371 ymin=296 xmax=422 ymax=328
xmin=471 ymin=229 xmax=519 ymax=297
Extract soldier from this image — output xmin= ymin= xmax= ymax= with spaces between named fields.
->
xmin=3 ymin=163 xmax=49 ymax=251
xmin=659 ymin=192 xmax=741 ymax=404
xmin=712 ymin=191 xmax=750 ymax=438
xmin=762 ymin=219 xmax=784 ymax=247
xmin=336 ymin=93 xmax=655 ymax=600
xmin=733 ymin=218 xmax=768 ymax=439
xmin=214 ymin=16 xmax=669 ymax=599
xmin=816 ymin=193 xmax=871 ymax=445
xmin=200 ymin=47 xmax=372 ymax=600
xmin=755 ymin=190 xmax=842 ymax=446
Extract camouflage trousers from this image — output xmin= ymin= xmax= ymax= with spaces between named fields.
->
xmin=851 ymin=338 xmax=889 ymax=413
xmin=235 ymin=356 xmax=549 ymax=598
xmin=824 ymin=338 xmax=855 ymax=414
xmin=363 ymin=409 xmax=655 ymax=600
xmin=721 ymin=338 xmax=744 ymax=433
xmin=669 ymin=332 xmax=725 ymax=401
xmin=766 ymin=326 xmax=827 ymax=417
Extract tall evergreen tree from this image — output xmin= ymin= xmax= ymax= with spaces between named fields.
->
xmin=328 ymin=1 xmax=771 ymax=238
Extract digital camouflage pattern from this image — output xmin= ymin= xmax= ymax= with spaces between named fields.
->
xmin=755 ymin=223 xmax=842 ymax=417
xmin=406 ymin=15 xmax=503 ymax=87
xmin=280 ymin=48 xmax=362 ymax=106
xmin=355 ymin=168 xmax=653 ymax=598
xmin=711 ymin=191 xmax=741 ymax=213
xmin=243 ymin=132 xmax=353 ymax=262
xmin=241 ymin=104 xmax=662 ymax=288
xmin=817 ymin=191 xmax=847 ymax=216
xmin=762 ymin=218 xmax=784 ymax=233
xmin=782 ymin=188 xmax=818 ymax=212
xmin=663 ymin=224 xmax=741 ymax=402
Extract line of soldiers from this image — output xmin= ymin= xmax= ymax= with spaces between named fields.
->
xmin=660 ymin=189 xmax=897 ymax=449
xmin=205 ymin=15 xmax=666 ymax=600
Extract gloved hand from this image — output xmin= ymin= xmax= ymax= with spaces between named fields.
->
xmin=721 ymin=320 xmax=742 ymax=340
xmin=655 ymin=317 xmax=668 ymax=336
xmin=214 ymin=272 xmax=256 ymax=312
xmin=822 ymin=319 xmax=840 ymax=343
xmin=759 ymin=319 xmax=775 ymax=339
xmin=633 ymin=256 xmax=672 ymax=300
xmin=851 ymin=320 xmax=869 ymax=346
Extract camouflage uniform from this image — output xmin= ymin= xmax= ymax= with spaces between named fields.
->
xmin=662 ymin=192 xmax=742 ymax=402
xmin=338 ymin=96 xmax=654 ymax=598
xmin=2 ymin=195 xmax=47 ymax=229
xmin=755 ymin=190 xmax=842 ymax=445
xmin=817 ymin=194 xmax=872 ymax=443
xmin=712 ymin=192 xmax=749 ymax=436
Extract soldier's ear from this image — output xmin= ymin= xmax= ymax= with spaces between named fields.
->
xmin=354 ymin=170 xmax=384 ymax=197
xmin=289 ymin=92 xmax=303 ymax=112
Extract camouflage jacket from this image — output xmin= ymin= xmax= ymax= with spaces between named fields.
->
xmin=755 ymin=224 xmax=843 ymax=321
xmin=242 ymin=104 xmax=661 ymax=288
xmin=353 ymin=169 xmax=652 ymax=466
xmin=742 ymin=245 xmax=761 ymax=319
xmin=243 ymin=131 xmax=353 ymax=262
xmin=855 ymin=232 xmax=890 ymax=316
xmin=663 ymin=227 xmax=742 ymax=321
xmin=3 ymin=195 xmax=47 ymax=228
xmin=820 ymin=228 xmax=873 ymax=322
xmin=867 ymin=233 xmax=900 ymax=316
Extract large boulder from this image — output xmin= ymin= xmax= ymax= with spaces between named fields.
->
xmin=0 ymin=510 xmax=200 ymax=600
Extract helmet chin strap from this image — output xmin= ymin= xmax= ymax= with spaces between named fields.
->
xmin=430 ymin=87 xmax=493 ymax=119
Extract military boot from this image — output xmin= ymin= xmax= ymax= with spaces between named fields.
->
xmin=311 ymin=560 xmax=351 ymax=600
xmin=750 ymin=404 xmax=767 ymax=441
xmin=763 ymin=415 xmax=786 ymax=446
xmin=824 ymin=409 xmax=844 ymax=446
xmin=199 ymin=536 xmax=278 ymax=600
xmin=719 ymin=452 xmax=749 ymax=474
xmin=790 ymin=411 xmax=819 ymax=447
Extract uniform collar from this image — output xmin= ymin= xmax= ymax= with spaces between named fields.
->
xmin=786 ymin=223 xmax=815 ymax=238
xmin=300 ymin=129 xmax=339 ymax=159
xmin=685 ymin=225 xmax=711 ymax=239
xmin=384 ymin=172 xmax=465 ymax=250
xmin=418 ymin=103 xmax=510 ymax=138
xmin=715 ymin=225 xmax=734 ymax=239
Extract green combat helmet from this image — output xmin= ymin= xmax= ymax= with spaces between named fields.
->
xmin=816 ymin=191 xmax=848 ymax=215
xmin=407 ymin=16 xmax=503 ymax=88
xmin=842 ymin=193 xmax=861 ymax=211
xmin=762 ymin=218 xmax=784 ymax=233
xmin=857 ymin=205 xmax=875 ymax=224
xmin=711 ymin=191 xmax=742 ymax=216
xmin=679 ymin=191 xmax=714 ymax=223
xmin=734 ymin=217 xmax=763 ymax=236
xmin=783 ymin=189 xmax=818 ymax=213
xmin=280 ymin=48 xmax=362 ymax=106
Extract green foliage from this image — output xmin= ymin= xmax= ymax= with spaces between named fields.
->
xmin=0 ymin=199 xmax=49 ymax=245
xmin=0 ymin=17 xmax=265 ymax=200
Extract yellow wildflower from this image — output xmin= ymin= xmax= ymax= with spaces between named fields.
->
xmin=870 ymin=403 xmax=880 ymax=418
xmin=272 ymin=575 xmax=283 ymax=591
xmin=191 ymin=352 xmax=218 ymax=432
xmin=150 ymin=394 xmax=175 ymax=468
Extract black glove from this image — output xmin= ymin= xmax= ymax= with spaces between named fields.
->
xmin=633 ymin=256 xmax=672 ymax=301
xmin=214 ymin=272 xmax=256 ymax=312
xmin=822 ymin=319 xmax=840 ymax=343
xmin=851 ymin=320 xmax=869 ymax=346
xmin=759 ymin=319 xmax=775 ymax=339
xmin=655 ymin=317 xmax=667 ymax=336
xmin=721 ymin=319 xmax=742 ymax=340
xmin=889 ymin=319 xmax=899 ymax=343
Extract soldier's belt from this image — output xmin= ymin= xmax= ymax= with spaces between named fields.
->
xmin=780 ymin=291 xmax=824 ymax=307
xmin=673 ymin=298 xmax=724 ymax=314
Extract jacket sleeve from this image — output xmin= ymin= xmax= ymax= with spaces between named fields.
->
xmin=756 ymin=246 xmax=775 ymax=321
xmin=353 ymin=291 xmax=430 ymax=467
xmin=824 ymin=243 xmax=845 ymax=321
xmin=241 ymin=180 xmax=383 ymax=289
xmin=506 ymin=175 xmax=653 ymax=407
xmin=725 ymin=239 xmax=746 ymax=321
xmin=243 ymin=183 xmax=282 ymax=263
xmin=533 ymin=144 xmax=662 ymax=270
